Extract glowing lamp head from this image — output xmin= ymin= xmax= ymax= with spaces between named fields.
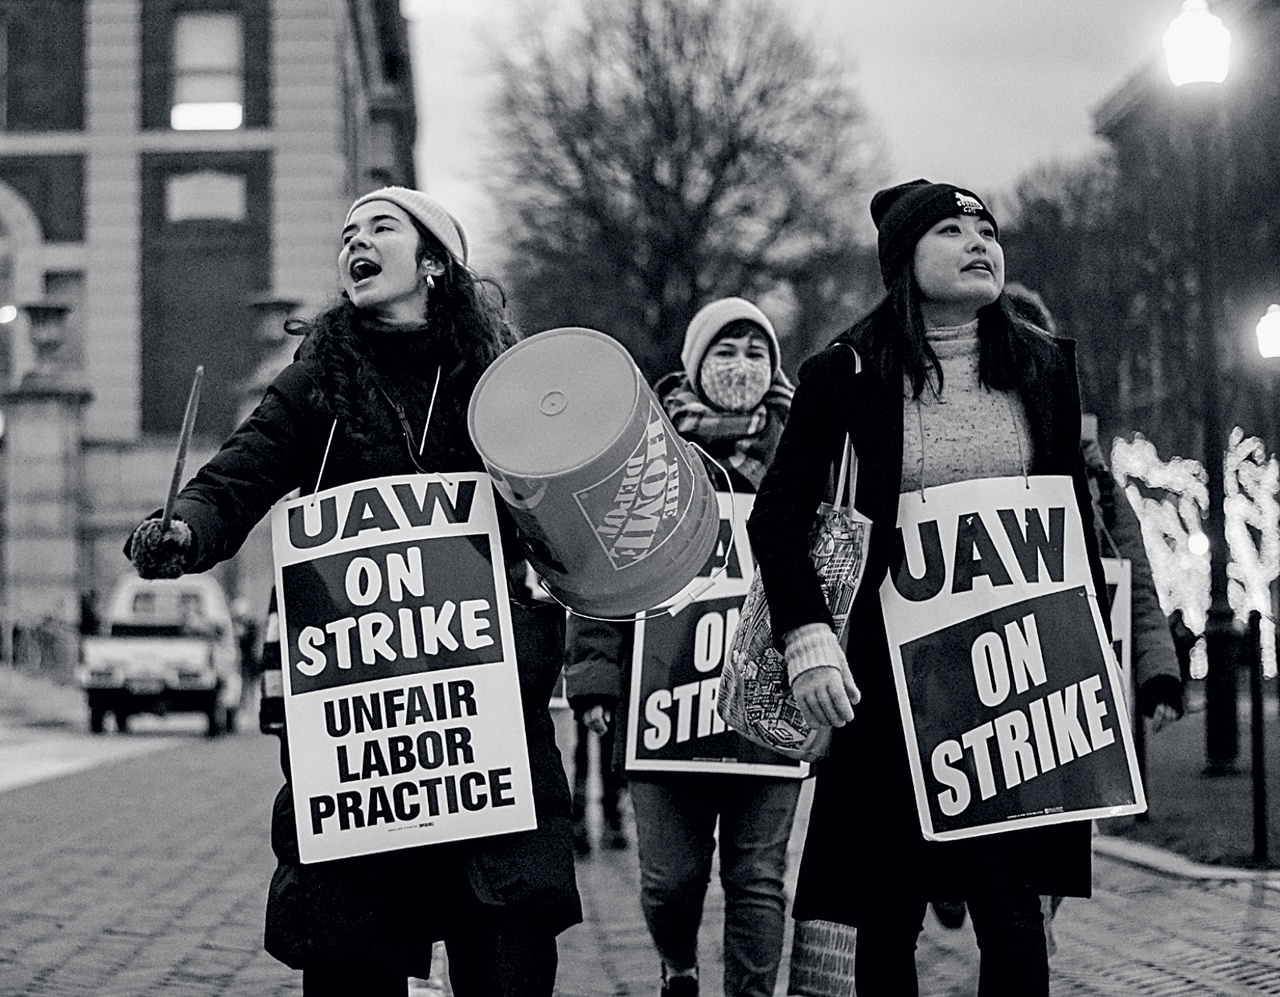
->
xmin=1164 ymin=0 xmax=1231 ymax=86
xmin=1257 ymin=304 xmax=1280 ymax=359
xmin=1188 ymin=531 xmax=1210 ymax=557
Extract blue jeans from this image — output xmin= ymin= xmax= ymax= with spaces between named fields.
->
xmin=630 ymin=775 xmax=802 ymax=997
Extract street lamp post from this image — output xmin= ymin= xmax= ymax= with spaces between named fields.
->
xmin=1258 ymin=304 xmax=1280 ymax=472
xmin=1253 ymin=307 xmax=1280 ymax=864
xmin=1165 ymin=0 xmax=1240 ymax=775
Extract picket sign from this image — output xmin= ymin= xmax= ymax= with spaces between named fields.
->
xmin=1101 ymin=558 xmax=1134 ymax=728
xmin=880 ymin=475 xmax=1146 ymax=842
xmin=624 ymin=492 xmax=809 ymax=778
xmin=270 ymin=473 xmax=536 ymax=864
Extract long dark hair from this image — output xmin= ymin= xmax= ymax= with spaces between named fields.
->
xmin=286 ymin=219 xmax=519 ymax=444
xmin=856 ymin=268 xmax=1054 ymax=399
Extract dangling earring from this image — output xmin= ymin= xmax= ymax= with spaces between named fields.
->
xmin=425 ymin=274 xmax=435 ymax=290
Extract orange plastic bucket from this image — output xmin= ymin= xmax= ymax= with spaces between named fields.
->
xmin=468 ymin=327 xmax=719 ymax=617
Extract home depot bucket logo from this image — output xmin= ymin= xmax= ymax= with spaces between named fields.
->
xmin=574 ymin=402 xmax=689 ymax=570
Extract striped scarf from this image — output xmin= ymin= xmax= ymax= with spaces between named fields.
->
xmin=656 ymin=369 xmax=795 ymax=491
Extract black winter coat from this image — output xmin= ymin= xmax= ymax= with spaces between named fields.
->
xmin=157 ymin=343 xmax=581 ymax=972
xmin=747 ymin=324 xmax=1104 ymax=926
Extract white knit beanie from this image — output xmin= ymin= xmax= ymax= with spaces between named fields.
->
xmin=345 ymin=186 xmax=469 ymax=265
xmin=681 ymin=297 xmax=779 ymax=384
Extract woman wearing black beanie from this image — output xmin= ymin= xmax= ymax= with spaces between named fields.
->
xmin=748 ymin=180 xmax=1117 ymax=996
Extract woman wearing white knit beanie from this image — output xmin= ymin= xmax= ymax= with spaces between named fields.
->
xmin=565 ymin=295 xmax=798 ymax=997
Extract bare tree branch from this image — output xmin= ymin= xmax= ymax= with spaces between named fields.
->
xmin=486 ymin=0 xmax=887 ymax=378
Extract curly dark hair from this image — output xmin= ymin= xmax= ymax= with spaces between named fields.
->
xmin=855 ymin=268 xmax=1055 ymax=400
xmin=285 ymin=217 xmax=520 ymax=447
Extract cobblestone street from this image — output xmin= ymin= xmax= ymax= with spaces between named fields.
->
xmin=1 ymin=707 xmax=1279 ymax=996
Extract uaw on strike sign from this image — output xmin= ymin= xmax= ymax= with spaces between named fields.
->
xmin=626 ymin=493 xmax=808 ymax=778
xmin=881 ymin=475 xmax=1145 ymax=842
xmin=271 ymin=473 xmax=535 ymax=863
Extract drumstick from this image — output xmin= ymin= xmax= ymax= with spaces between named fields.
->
xmin=161 ymin=365 xmax=204 ymax=530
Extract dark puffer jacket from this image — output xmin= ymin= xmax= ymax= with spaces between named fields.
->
xmin=148 ymin=333 xmax=581 ymax=973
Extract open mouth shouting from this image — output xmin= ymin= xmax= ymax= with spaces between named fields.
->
xmin=961 ymin=259 xmax=993 ymax=275
xmin=350 ymin=258 xmax=382 ymax=283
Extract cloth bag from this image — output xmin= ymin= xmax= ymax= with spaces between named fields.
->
xmin=718 ymin=434 xmax=871 ymax=761
xmin=786 ymin=919 xmax=857 ymax=997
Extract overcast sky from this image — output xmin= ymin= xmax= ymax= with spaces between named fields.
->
xmin=401 ymin=0 xmax=1188 ymax=269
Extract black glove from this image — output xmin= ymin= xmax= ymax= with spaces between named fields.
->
xmin=129 ymin=518 xmax=193 ymax=579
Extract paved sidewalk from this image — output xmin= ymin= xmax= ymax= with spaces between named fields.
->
xmin=553 ymin=706 xmax=1280 ymax=996
xmin=1 ymin=674 xmax=1277 ymax=997
xmin=555 ymin=780 xmax=1280 ymax=996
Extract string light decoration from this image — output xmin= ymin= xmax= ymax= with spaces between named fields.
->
xmin=1112 ymin=430 xmax=1280 ymax=681
xmin=1223 ymin=427 xmax=1280 ymax=678
xmin=1111 ymin=434 xmax=1211 ymax=678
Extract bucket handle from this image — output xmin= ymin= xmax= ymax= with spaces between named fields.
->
xmin=530 ymin=440 xmax=739 ymax=623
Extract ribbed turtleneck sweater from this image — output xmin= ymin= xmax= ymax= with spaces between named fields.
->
xmin=901 ymin=320 xmax=1032 ymax=494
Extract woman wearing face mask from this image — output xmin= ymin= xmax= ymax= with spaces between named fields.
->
xmin=565 ymin=297 xmax=799 ymax=997
xmin=749 ymin=181 xmax=1104 ymax=997
xmin=126 ymin=187 xmax=581 ymax=997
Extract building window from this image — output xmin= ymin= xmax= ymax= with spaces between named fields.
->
xmin=0 ymin=0 xmax=85 ymax=132
xmin=165 ymin=170 xmax=247 ymax=221
xmin=170 ymin=11 xmax=243 ymax=130
xmin=0 ymin=155 xmax=86 ymax=243
xmin=141 ymin=152 xmax=272 ymax=436
xmin=141 ymin=0 xmax=269 ymax=132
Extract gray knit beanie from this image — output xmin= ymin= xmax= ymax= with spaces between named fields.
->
xmin=345 ymin=186 xmax=469 ymax=265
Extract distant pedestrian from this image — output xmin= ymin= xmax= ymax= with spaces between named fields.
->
xmin=78 ymin=589 xmax=100 ymax=637
xmin=750 ymin=180 xmax=1104 ymax=997
xmin=570 ymin=711 xmax=628 ymax=854
xmin=567 ymin=296 xmax=800 ymax=997
xmin=125 ymin=186 xmax=580 ymax=997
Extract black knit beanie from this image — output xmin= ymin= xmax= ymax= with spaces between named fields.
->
xmin=870 ymin=179 xmax=998 ymax=287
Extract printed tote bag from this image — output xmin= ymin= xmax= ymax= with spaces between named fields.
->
xmin=718 ymin=434 xmax=871 ymax=761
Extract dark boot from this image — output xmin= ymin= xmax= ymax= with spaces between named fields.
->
xmin=572 ymin=818 xmax=592 ymax=856
xmin=571 ymin=785 xmax=591 ymax=855
xmin=603 ymin=805 xmax=628 ymax=850
xmin=572 ymin=719 xmax=591 ymax=855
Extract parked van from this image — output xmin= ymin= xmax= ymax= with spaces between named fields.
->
xmin=76 ymin=574 xmax=243 ymax=735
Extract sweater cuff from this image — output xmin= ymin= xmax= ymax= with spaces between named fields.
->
xmin=783 ymin=623 xmax=843 ymax=684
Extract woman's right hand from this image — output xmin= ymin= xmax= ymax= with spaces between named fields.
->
xmin=792 ymin=664 xmax=860 ymax=727
xmin=784 ymin=624 xmax=861 ymax=728
xmin=129 ymin=518 xmax=193 ymax=579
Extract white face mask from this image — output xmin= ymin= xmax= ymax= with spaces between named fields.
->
xmin=699 ymin=355 xmax=772 ymax=413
